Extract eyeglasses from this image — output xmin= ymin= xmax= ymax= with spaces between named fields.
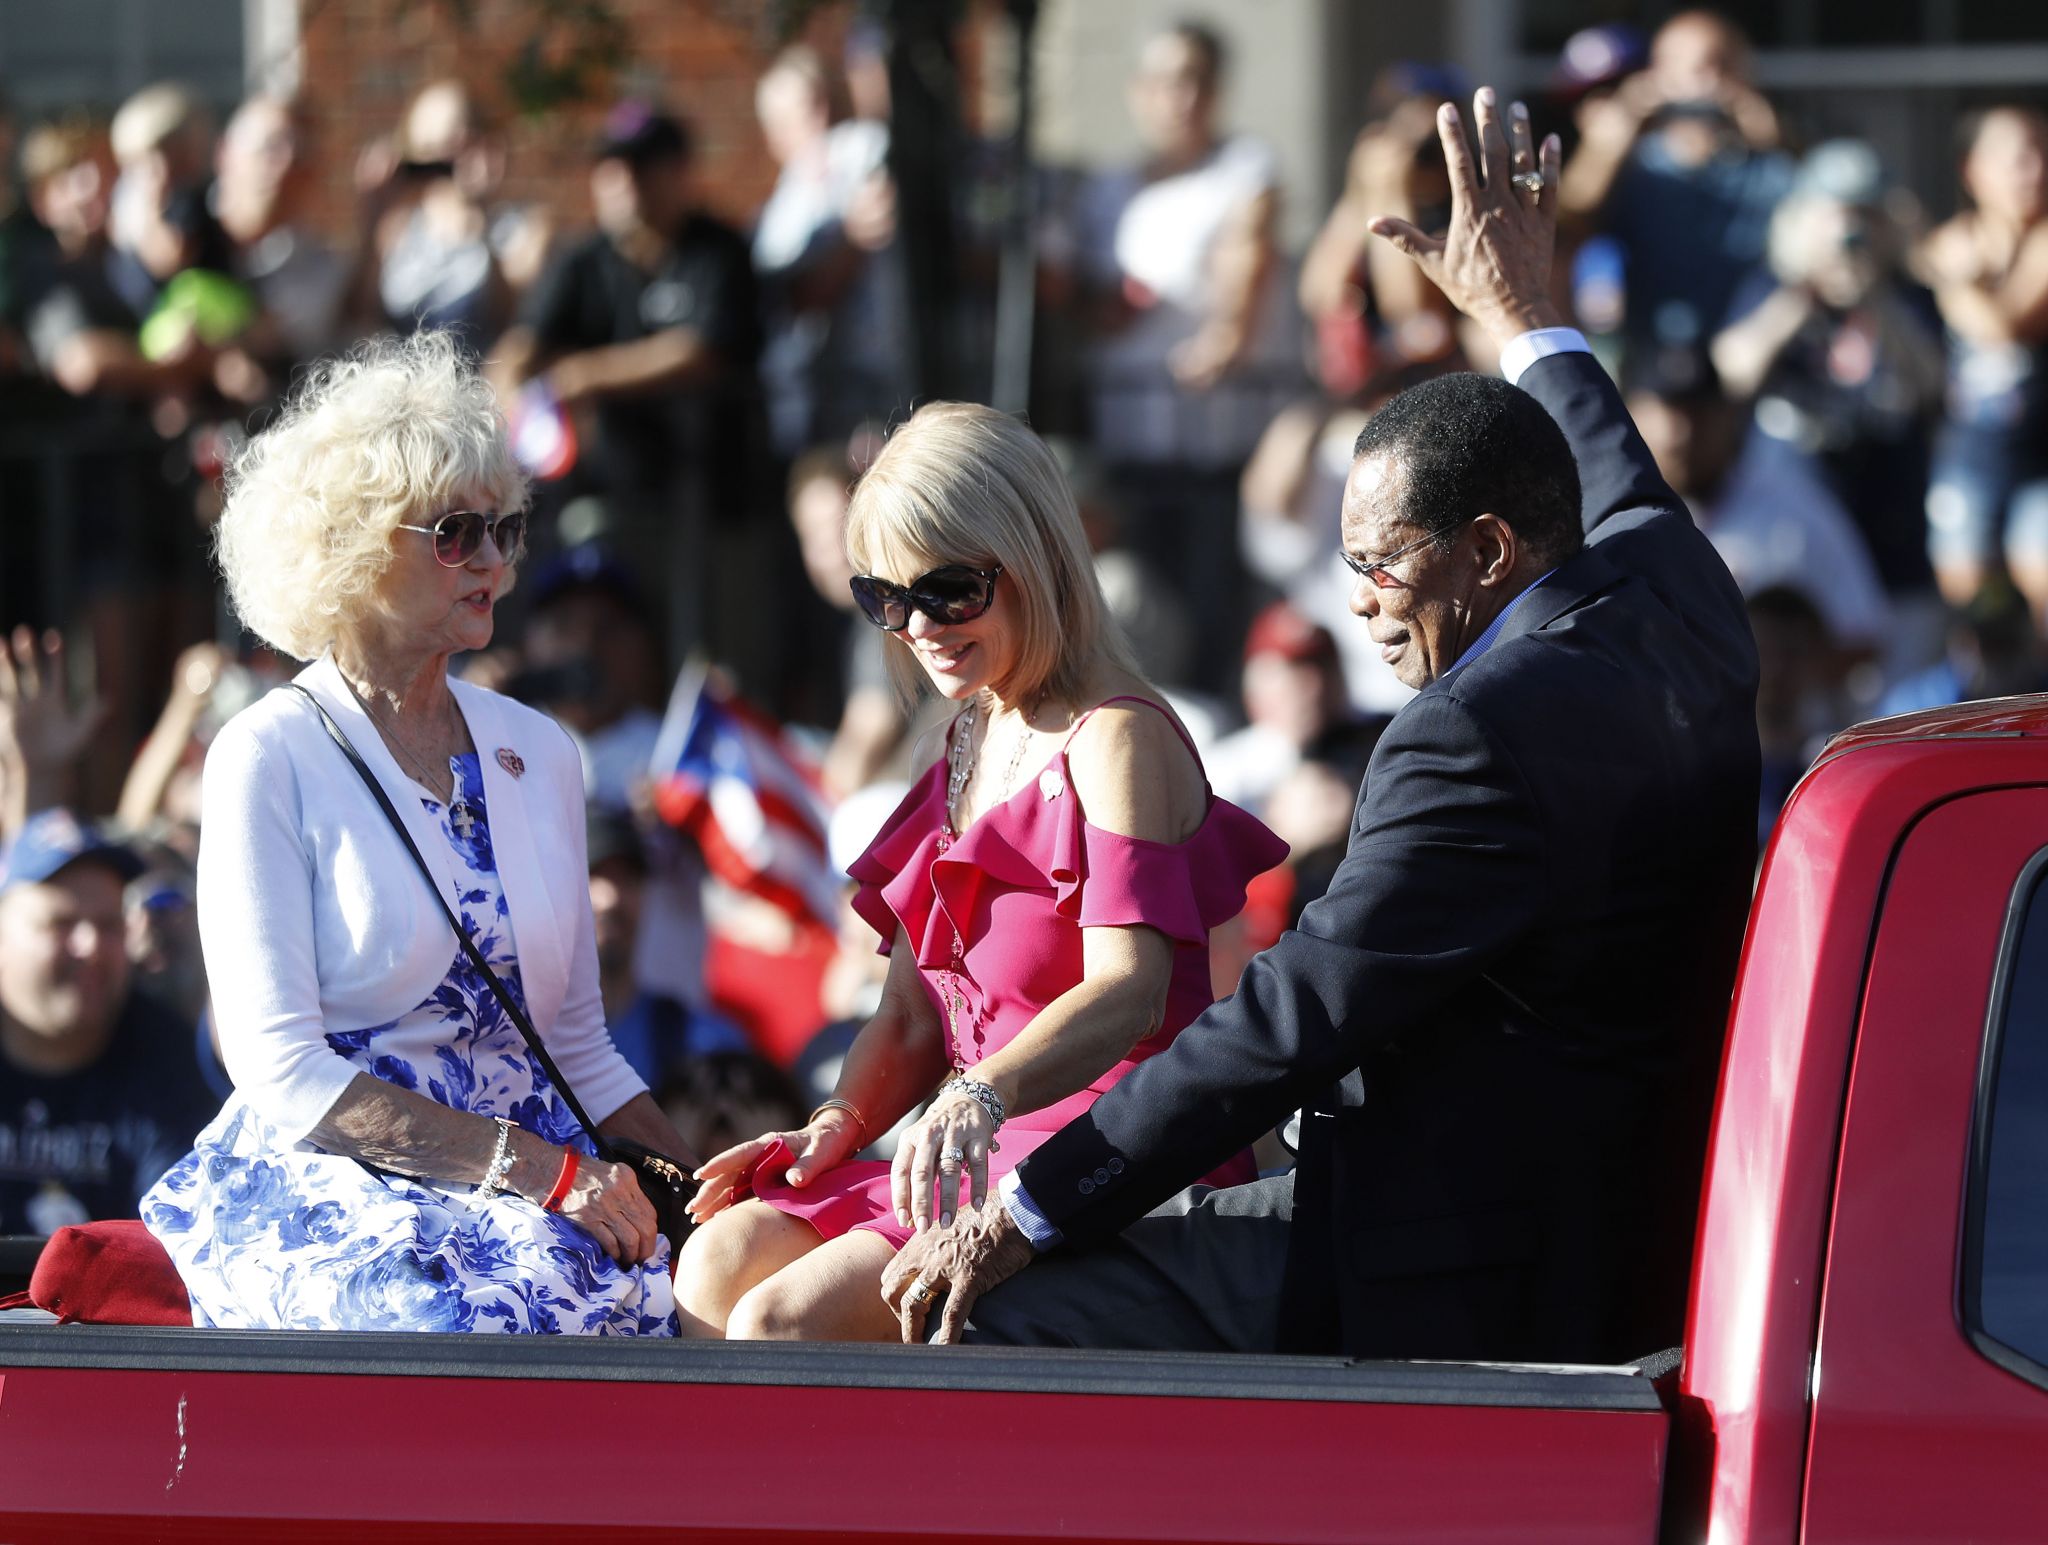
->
xmin=1339 ymin=516 xmax=1475 ymax=590
xmin=395 ymin=509 xmax=528 ymax=567
xmin=848 ymin=565 xmax=1003 ymax=632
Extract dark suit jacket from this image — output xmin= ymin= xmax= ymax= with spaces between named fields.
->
xmin=1017 ymin=349 xmax=1762 ymax=1363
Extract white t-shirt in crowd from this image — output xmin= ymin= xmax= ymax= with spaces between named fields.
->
xmin=1075 ymin=135 xmax=1300 ymax=466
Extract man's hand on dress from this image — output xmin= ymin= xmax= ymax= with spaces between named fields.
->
xmin=891 ymin=1086 xmax=995 ymax=1232
xmin=1368 ymin=88 xmax=1566 ymax=345
xmin=685 ymin=1110 xmax=862 ymax=1225
xmin=881 ymin=1199 xmax=1036 ymax=1344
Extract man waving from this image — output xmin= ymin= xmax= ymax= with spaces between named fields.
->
xmin=886 ymin=87 xmax=1760 ymax=1364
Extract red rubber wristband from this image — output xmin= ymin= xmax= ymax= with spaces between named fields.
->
xmin=541 ymin=1148 xmax=579 ymax=1212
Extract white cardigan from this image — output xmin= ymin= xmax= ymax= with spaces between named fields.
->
xmin=197 ymin=655 xmax=646 ymax=1145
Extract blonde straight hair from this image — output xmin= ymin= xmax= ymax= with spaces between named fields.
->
xmin=846 ymin=402 xmax=1139 ymax=708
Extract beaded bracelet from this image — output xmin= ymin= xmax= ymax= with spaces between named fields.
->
xmin=942 ymin=1076 xmax=1006 ymax=1134
xmin=479 ymin=1117 xmax=516 ymax=1195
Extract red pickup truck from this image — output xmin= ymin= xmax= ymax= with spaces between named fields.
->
xmin=1 ymin=694 xmax=2044 ymax=1543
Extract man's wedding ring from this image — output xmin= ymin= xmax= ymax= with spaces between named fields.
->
xmin=942 ymin=1146 xmax=967 ymax=1164
xmin=1512 ymin=170 xmax=1546 ymax=197
xmin=911 ymin=1282 xmax=932 ymax=1303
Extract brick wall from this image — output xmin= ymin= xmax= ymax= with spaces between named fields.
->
xmin=291 ymin=0 xmax=852 ymax=246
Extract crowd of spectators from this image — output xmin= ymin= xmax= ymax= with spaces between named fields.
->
xmin=1 ymin=9 xmax=2045 ymax=1237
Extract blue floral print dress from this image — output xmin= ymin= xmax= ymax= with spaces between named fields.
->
xmin=143 ymin=753 xmax=677 ymax=1335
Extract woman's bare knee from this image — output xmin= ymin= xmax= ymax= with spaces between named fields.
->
xmin=674 ymin=1202 xmax=817 ymax=1330
xmin=726 ymin=1275 xmax=812 ymax=1341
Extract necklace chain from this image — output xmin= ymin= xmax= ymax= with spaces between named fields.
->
xmin=346 ymin=677 xmax=468 ymax=811
xmin=938 ymin=692 xmax=1045 ymax=1065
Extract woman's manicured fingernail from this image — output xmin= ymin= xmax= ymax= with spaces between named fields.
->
xmin=1477 ymin=86 xmax=1495 ymax=105
xmin=940 ymin=1211 xmax=953 ymax=1227
xmin=1512 ymin=99 xmax=1528 ymax=118
xmin=897 ymin=1210 xmax=911 ymax=1227
xmin=1440 ymin=103 xmax=1459 ymax=122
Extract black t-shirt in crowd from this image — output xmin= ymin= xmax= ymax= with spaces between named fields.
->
xmin=0 ymin=992 xmax=217 ymax=1236
xmin=520 ymin=214 xmax=765 ymax=501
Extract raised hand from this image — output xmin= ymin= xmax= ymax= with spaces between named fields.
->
xmin=0 ymin=627 xmax=105 ymax=785
xmin=1368 ymin=89 xmax=1566 ymax=344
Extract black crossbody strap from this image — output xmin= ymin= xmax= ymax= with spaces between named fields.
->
xmin=287 ymin=684 xmax=610 ymax=1150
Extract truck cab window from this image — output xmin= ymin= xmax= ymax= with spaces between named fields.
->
xmin=1966 ymin=858 xmax=2048 ymax=1386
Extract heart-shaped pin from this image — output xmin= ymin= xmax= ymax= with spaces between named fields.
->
xmin=1039 ymin=766 xmax=1064 ymax=801
xmin=496 ymin=747 xmax=525 ymax=779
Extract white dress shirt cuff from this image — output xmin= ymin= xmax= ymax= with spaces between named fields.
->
xmin=1499 ymin=327 xmax=1592 ymax=386
xmin=999 ymin=1169 xmax=1064 ymax=1251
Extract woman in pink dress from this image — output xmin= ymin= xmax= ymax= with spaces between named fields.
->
xmin=674 ymin=402 xmax=1286 ymax=1340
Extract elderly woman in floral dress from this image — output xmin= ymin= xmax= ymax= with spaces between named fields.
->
xmin=143 ymin=332 xmax=693 ymax=1333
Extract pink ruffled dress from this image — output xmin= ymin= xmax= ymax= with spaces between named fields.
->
xmin=750 ymin=696 xmax=1289 ymax=1248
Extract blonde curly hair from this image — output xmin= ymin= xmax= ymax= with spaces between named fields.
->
xmin=215 ymin=331 xmax=529 ymax=661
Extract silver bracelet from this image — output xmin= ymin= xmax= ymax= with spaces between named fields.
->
xmin=942 ymin=1076 xmax=1006 ymax=1134
xmin=479 ymin=1117 xmax=516 ymax=1195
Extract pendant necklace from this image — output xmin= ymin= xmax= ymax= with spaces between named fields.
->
xmin=356 ymin=686 xmax=478 ymax=838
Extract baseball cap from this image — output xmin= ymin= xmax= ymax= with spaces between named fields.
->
xmin=593 ymin=101 xmax=691 ymax=167
xmin=1244 ymin=602 xmax=1338 ymax=665
xmin=0 ymin=809 xmax=145 ymax=895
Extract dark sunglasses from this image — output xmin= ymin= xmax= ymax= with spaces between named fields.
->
xmin=848 ymin=565 xmax=1003 ymax=632
xmin=396 ymin=509 xmax=528 ymax=567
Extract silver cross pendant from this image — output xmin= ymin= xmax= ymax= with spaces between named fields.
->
xmin=450 ymin=801 xmax=477 ymax=840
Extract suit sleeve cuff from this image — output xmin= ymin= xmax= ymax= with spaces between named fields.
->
xmin=1498 ymin=327 xmax=1592 ymax=386
xmin=999 ymin=1170 xmax=1064 ymax=1252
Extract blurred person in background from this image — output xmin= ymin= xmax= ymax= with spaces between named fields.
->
xmin=1066 ymin=20 xmax=1300 ymax=693
xmin=1879 ymin=575 xmax=2048 ymax=717
xmin=0 ymin=810 xmax=210 ymax=1235
xmin=1713 ymin=139 xmax=1946 ymax=650
xmin=213 ymin=96 xmax=346 ymax=366
xmin=1206 ymin=601 xmax=1386 ymax=820
xmin=1627 ymin=342 xmax=1891 ymax=660
xmin=1917 ymin=106 xmax=2048 ymax=621
xmin=495 ymin=541 xmax=719 ymax=1050
xmin=586 ymin=807 xmax=745 ymax=1091
xmin=1547 ymin=24 xmax=1648 ymax=355
xmin=752 ymin=45 xmax=906 ymax=459
xmin=1049 ymin=437 xmax=1198 ymax=700
xmin=1299 ymin=64 xmax=1468 ymax=394
xmin=785 ymin=445 xmax=913 ymax=798
xmin=1559 ymin=10 xmax=1792 ymax=358
xmin=350 ymin=80 xmax=515 ymax=348
xmin=105 ymin=84 xmax=228 ymax=322
xmin=490 ymin=102 xmax=767 ymax=675
xmin=1748 ymin=586 xmax=1849 ymax=846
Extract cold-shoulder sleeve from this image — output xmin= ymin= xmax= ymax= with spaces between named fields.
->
xmin=1049 ymin=788 xmax=1289 ymax=946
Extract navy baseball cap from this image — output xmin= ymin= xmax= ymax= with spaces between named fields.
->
xmin=0 ymin=809 xmax=145 ymax=895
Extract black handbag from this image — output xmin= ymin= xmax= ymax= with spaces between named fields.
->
xmin=290 ymin=684 xmax=696 ymax=1250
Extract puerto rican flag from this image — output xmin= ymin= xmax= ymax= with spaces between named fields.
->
xmin=649 ymin=666 xmax=839 ymax=929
